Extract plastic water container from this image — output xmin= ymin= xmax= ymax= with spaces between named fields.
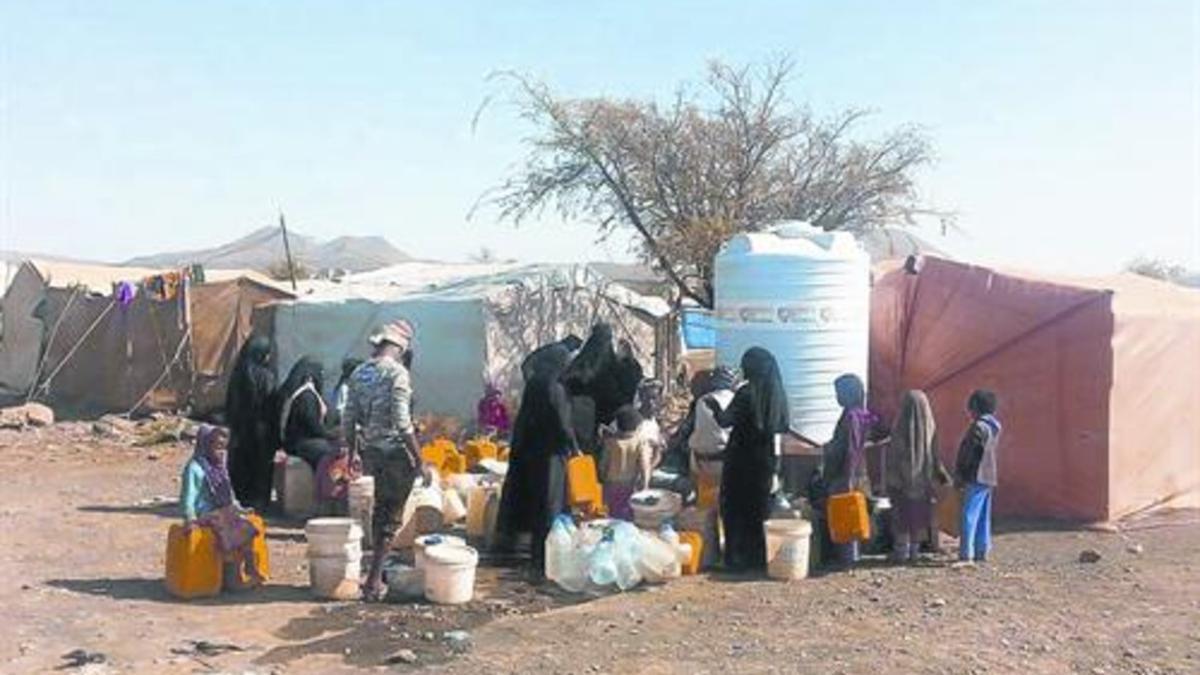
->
xmin=764 ymin=518 xmax=813 ymax=581
xmin=423 ymin=544 xmax=479 ymax=605
xmin=442 ymin=489 xmax=468 ymax=523
xmin=281 ymin=456 xmax=316 ymax=518
xmin=414 ymin=534 xmax=467 ymax=570
xmin=305 ymin=517 xmax=364 ymax=599
xmin=678 ymin=507 xmax=720 ymax=570
xmin=164 ymin=524 xmax=223 ymax=599
xmin=348 ymin=477 xmax=375 ymax=549
xmin=305 ymin=518 xmax=363 ymax=555
xmin=466 ymin=484 xmax=501 ymax=540
xmin=309 ymin=549 xmax=363 ymax=600
xmin=715 ymin=222 xmax=870 ymax=443
xmin=588 ymin=531 xmax=619 ymax=587
xmin=384 ymin=561 xmax=424 ymax=600
xmin=631 ymin=489 xmax=683 ymax=530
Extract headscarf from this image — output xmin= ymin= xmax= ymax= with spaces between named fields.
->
xmin=278 ymin=356 xmax=328 ymax=441
xmin=739 ymin=347 xmax=790 ymax=434
xmin=478 ymin=379 xmax=512 ymax=435
xmin=225 ymin=336 xmax=274 ymax=431
xmin=828 ymin=373 xmax=878 ymax=492
xmin=193 ymin=425 xmax=234 ymax=508
xmin=886 ymin=390 xmax=938 ymax=498
xmin=562 ymin=323 xmax=616 ymax=391
xmin=709 ymin=366 xmax=737 ymax=393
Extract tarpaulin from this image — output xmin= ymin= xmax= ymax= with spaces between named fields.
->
xmin=870 ymin=257 xmax=1200 ymax=522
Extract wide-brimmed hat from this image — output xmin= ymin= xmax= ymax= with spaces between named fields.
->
xmin=368 ymin=319 xmax=414 ymax=351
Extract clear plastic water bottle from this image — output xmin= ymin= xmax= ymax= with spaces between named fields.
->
xmin=588 ymin=528 xmax=619 ymax=587
xmin=545 ymin=515 xmax=574 ymax=586
xmin=612 ymin=522 xmax=643 ymax=591
xmin=659 ymin=521 xmax=680 ymax=546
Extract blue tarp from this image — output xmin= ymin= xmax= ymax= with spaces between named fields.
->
xmin=681 ymin=309 xmax=715 ymax=350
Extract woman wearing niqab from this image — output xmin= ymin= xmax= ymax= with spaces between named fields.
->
xmin=498 ymin=344 xmax=579 ymax=575
xmin=707 ymin=347 xmax=790 ymax=572
xmin=225 ymin=336 xmax=276 ymax=510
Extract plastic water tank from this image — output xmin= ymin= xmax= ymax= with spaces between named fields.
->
xmin=714 ymin=221 xmax=869 ymax=443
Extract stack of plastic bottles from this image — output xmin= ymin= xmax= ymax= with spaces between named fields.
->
xmin=545 ymin=516 xmax=688 ymax=593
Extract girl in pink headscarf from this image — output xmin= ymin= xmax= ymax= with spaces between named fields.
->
xmin=477 ymin=380 xmax=511 ymax=438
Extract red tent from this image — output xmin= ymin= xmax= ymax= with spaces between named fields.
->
xmin=870 ymin=257 xmax=1200 ymax=522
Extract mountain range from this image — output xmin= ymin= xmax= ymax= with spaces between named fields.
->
xmin=123 ymin=227 xmax=411 ymax=273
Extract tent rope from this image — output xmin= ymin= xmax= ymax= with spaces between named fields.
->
xmin=29 ymin=298 xmax=116 ymax=401
xmin=126 ymin=327 xmax=191 ymax=417
xmin=25 ymin=285 xmax=83 ymax=401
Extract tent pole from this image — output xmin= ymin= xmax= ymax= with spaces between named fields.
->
xmin=279 ymin=212 xmax=298 ymax=292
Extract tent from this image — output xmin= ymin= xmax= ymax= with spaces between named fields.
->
xmin=870 ymin=256 xmax=1200 ymax=522
xmin=0 ymin=260 xmax=293 ymax=414
xmin=259 ymin=262 xmax=670 ymax=422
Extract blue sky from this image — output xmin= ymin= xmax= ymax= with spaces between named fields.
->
xmin=1 ymin=1 xmax=1196 ymax=273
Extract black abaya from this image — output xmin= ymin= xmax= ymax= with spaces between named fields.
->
xmin=498 ymin=353 xmax=577 ymax=572
xmin=712 ymin=348 xmax=790 ymax=572
xmin=226 ymin=336 xmax=276 ymax=510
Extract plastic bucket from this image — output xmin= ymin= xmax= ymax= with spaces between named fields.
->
xmin=305 ymin=518 xmax=363 ymax=557
xmin=764 ymin=518 xmax=812 ymax=581
xmin=631 ymin=489 xmax=683 ymax=530
xmin=309 ymin=550 xmax=363 ymax=599
xmin=423 ymin=544 xmax=479 ymax=605
xmin=414 ymin=534 xmax=467 ymax=570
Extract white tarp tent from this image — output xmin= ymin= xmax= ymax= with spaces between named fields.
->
xmin=264 ymin=262 xmax=669 ymax=422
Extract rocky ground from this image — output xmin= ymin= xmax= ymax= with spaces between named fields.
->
xmin=2 ymin=422 xmax=1197 ymax=675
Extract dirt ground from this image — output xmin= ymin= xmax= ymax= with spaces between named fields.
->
xmin=2 ymin=423 xmax=1198 ymax=675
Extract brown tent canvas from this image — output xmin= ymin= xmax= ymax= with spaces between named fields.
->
xmin=11 ymin=261 xmax=292 ymax=415
xmin=870 ymin=257 xmax=1200 ymax=522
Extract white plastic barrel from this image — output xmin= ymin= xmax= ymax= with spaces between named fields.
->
xmin=423 ymin=544 xmax=479 ymax=605
xmin=715 ymin=221 xmax=870 ymax=443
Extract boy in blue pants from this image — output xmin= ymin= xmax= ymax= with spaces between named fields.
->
xmin=954 ymin=390 xmax=1002 ymax=563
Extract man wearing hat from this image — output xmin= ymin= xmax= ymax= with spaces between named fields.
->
xmin=342 ymin=319 xmax=428 ymax=601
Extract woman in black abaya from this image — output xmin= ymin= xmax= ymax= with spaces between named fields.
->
xmin=706 ymin=347 xmax=790 ymax=572
xmin=497 ymin=344 xmax=578 ymax=575
xmin=277 ymin=356 xmax=337 ymax=469
xmin=225 ymin=336 xmax=277 ymax=510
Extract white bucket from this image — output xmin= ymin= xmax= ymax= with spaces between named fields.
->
xmin=414 ymin=534 xmax=467 ymax=570
xmin=631 ymin=489 xmax=683 ymax=530
xmin=305 ymin=518 xmax=363 ymax=557
xmin=764 ymin=518 xmax=813 ymax=581
xmin=423 ymin=544 xmax=479 ymax=605
xmin=309 ymin=550 xmax=363 ymax=599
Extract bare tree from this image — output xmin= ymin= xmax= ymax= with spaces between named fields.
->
xmin=475 ymin=58 xmax=935 ymax=307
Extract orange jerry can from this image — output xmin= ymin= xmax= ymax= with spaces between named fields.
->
xmin=679 ymin=531 xmax=704 ymax=575
xmin=566 ymin=454 xmax=603 ymax=511
xmin=826 ymin=491 xmax=871 ymax=544
xmin=165 ymin=524 xmax=223 ymax=599
xmin=232 ymin=513 xmax=271 ymax=586
xmin=463 ymin=438 xmax=499 ymax=466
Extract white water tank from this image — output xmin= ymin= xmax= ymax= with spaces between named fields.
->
xmin=714 ymin=222 xmax=870 ymax=443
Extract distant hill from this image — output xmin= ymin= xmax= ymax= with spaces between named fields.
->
xmin=124 ymin=227 xmax=411 ymax=274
